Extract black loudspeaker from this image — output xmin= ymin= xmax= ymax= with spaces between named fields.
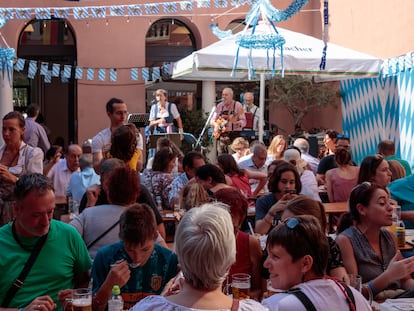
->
xmin=307 ymin=135 xmax=319 ymax=158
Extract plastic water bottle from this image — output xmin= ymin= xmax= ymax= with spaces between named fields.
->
xmin=107 ymin=285 xmax=123 ymax=311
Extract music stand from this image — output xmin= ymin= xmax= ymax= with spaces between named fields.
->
xmin=128 ymin=113 xmax=149 ymax=128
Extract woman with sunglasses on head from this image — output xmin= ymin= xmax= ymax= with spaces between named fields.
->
xmin=255 ymin=162 xmax=301 ymax=235
xmin=262 ymin=215 xmax=371 ymax=311
xmin=336 ymin=182 xmax=414 ymax=300
xmin=281 ymin=196 xmax=349 ymax=284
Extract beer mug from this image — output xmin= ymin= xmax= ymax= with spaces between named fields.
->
xmin=231 ymin=273 xmax=251 ymax=300
xmin=348 ymin=274 xmax=362 ymax=292
xmin=72 ymin=288 xmax=92 ymax=311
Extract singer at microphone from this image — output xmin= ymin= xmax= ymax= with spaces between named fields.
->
xmin=210 ymin=87 xmax=246 ymax=155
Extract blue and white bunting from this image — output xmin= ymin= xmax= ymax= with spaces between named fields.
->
xmin=61 ymin=71 xmax=68 ymax=83
xmin=214 ymin=0 xmax=228 ymax=9
xmin=180 ymin=1 xmax=193 ymax=11
xmin=109 ymin=68 xmax=117 ymax=82
xmin=52 ymin=63 xmax=60 ymax=77
xmin=152 ymin=67 xmax=160 ymax=80
xmin=110 ymin=6 xmax=124 ymax=16
xmin=35 ymin=8 xmax=50 ymax=19
xmin=128 ymin=5 xmax=142 ymax=16
xmin=91 ymin=7 xmax=106 ymax=19
xmin=15 ymin=9 xmax=31 ymax=19
xmin=130 ymin=68 xmax=139 ymax=80
xmin=197 ymin=0 xmax=211 ymax=8
xmin=63 ymin=65 xmax=72 ymax=78
xmin=230 ymin=0 xmax=244 ymax=7
xmin=141 ymin=67 xmax=149 ymax=81
xmin=145 ymin=4 xmax=159 ymax=15
xmin=54 ymin=8 xmax=69 ymax=19
xmin=28 ymin=60 xmax=37 ymax=79
xmin=44 ymin=70 xmax=52 ymax=83
xmin=162 ymin=62 xmax=169 ymax=78
xmin=15 ymin=58 xmax=26 ymax=72
xmin=86 ymin=68 xmax=94 ymax=80
xmin=0 ymin=8 xmax=13 ymax=19
xmin=40 ymin=62 xmax=49 ymax=76
xmin=163 ymin=3 xmax=178 ymax=13
xmin=73 ymin=7 xmax=89 ymax=19
xmin=98 ymin=68 xmax=106 ymax=81
xmin=75 ymin=67 xmax=83 ymax=79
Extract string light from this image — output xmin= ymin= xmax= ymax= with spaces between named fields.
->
xmin=105 ymin=19 xmax=109 ymax=26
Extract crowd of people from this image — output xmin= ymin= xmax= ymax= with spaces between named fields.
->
xmin=1 ymin=90 xmax=414 ymax=310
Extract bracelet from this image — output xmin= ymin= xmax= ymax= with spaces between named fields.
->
xmin=368 ymin=280 xmax=379 ymax=296
xmin=18 ymin=308 xmax=24 ymax=311
xmin=178 ymin=128 xmax=184 ymax=134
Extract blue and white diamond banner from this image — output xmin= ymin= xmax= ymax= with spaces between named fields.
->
xmin=180 ymin=1 xmax=193 ymax=11
xmin=86 ymin=68 xmax=94 ymax=80
xmin=75 ymin=67 xmax=83 ymax=79
xmin=163 ymin=3 xmax=178 ymax=13
xmin=63 ymin=65 xmax=72 ymax=78
xmin=44 ymin=70 xmax=52 ymax=83
xmin=128 ymin=5 xmax=142 ymax=16
xmin=35 ymin=8 xmax=50 ymax=19
xmin=54 ymin=8 xmax=69 ymax=19
xmin=40 ymin=62 xmax=49 ymax=76
xmin=28 ymin=61 xmax=37 ymax=79
xmin=91 ymin=7 xmax=106 ymax=18
xmin=15 ymin=9 xmax=31 ymax=19
xmin=52 ymin=63 xmax=60 ymax=77
xmin=98 ymin=68 xmax=106 ymax=81
xmin=141 ymin=67 xmax=149 ymax=81
xmin=152 ymin=67 xmax=160 ymax=80
xmin=130 ymin=68 xmax=139 ymax=81
xmin=73 ymin=7 xmax=89 ymax=19
xmin=110 ymin=6 xmax=124 ymax=16
xmin=15 ymin=58 xmax=25 ymax=72
xmin=145 ymin=4 xmax=159 ymax=14
xmin=109 ymin=68 xmax=117 ymax=82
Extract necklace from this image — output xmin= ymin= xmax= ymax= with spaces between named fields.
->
xmin=355 ymin=225 xmax=385 ymax=271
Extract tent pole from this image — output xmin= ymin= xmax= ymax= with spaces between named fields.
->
xmin=259 ymin=73 xmax=265 ymax=142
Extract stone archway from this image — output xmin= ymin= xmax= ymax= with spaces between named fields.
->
xmin=16 ymin=18 xmax=77 ymax=147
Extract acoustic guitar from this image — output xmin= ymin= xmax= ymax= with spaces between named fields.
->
xmin=212 ymin=107 xmax=244 ymax=139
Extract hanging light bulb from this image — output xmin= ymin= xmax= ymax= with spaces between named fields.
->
xmin=105 ymin=19 xmax=109 ymax=26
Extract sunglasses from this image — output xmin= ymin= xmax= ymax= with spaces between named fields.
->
xmin=337 ymin=134 xmax=350 ymax=140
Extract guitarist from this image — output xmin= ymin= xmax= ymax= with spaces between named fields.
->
xmin=211 ymin=88 xmax=246 ymax=154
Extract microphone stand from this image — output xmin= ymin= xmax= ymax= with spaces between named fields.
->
xmin=194 ymin=106 xmax=216 ymax=150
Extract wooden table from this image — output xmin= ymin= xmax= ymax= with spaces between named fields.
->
xmin=160 ymin=210 xmax=180 ymax=243
xmin=323 ymin=201 xmax=348 ymax=232
xmin=323 ymin=202 xmax=348 ymax=214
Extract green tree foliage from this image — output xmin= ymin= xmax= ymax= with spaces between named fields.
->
xmin=268 ymin=75 xmax=340 ymax=132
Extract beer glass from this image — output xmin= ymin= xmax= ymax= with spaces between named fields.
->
xmin=231 ymin=273 xmax=251 ymax=300
xmin=72 ymin=288 xmax=92 ymax=311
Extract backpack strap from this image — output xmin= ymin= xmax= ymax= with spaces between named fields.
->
xmin=287 ymin=288 xmax=317 ymax=311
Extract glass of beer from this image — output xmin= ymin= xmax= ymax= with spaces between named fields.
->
xmin=231 ymin=273 xmax=251 ymax=300
xmin=72 ymin=288 xmax=92 ymax=311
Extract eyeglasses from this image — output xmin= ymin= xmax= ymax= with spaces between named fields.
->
xmin=351 ymin=181 xmax=372 ymax=192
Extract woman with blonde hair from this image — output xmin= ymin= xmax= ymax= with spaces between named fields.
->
xmin=179 ymin=182 xmax=209 ymax=211
xmin=133 ymin=203 xmax=267 ymax=310
xmin=149 ymin=89 xmax=183 ymax=135
xmin=230 ymin=137 xmax=250 ymax=162
xmin=267 ymin=135 xmax=287 ymax=161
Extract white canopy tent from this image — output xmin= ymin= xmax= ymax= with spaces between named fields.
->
xmin=172 ymin=22 xmax=383 ymax=141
